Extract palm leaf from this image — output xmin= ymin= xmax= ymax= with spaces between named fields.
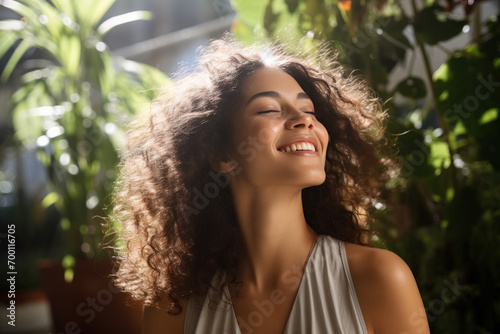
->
xmin=0 ymin=29 xmax=20 ymax=60
xmin=1 ymin=39 xmax=31 ymax=81
xmin=0 ymin=19 xmax=24 ymax=31
xmin=23 ymin=0 xmax=63 ymax=42
xmin=49 ymin=0 xmax=76 ymax=23
xmin=75 ymin=0 xmax=115 ymax=29
xmin=97 ymin=11 xmax=152 ymax=37
xmin=0 ymin=0 xmax=39 ymax=24
xmin=58 ymin=34 xmax=81 ymax=77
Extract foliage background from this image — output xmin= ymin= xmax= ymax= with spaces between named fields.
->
xmin=0 ymin=0 xmax=169 ymax=286
xmin=230 ymin=0 xmax=499 ymax=332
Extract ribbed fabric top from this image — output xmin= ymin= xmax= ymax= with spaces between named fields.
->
xmin=184 ymin=235 xmax=369 ymax=334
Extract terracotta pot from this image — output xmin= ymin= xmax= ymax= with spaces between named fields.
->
xmin=38 ymin=259 xmax=142 ymax=334
xmin=0 ymin=288 xmax=52 ymax=333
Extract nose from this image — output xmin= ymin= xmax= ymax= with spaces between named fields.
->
xmin=285 ymin=111 xmax=314 ymax=130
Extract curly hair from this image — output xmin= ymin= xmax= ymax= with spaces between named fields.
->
xmin=112 ymin=35 xmax=396 ymax=314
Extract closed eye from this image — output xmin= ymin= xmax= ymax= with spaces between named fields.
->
xmin=304 ymin=111 xmax=316 ymax=115
xmin=257 ymin=110 xmax=280 ymax=114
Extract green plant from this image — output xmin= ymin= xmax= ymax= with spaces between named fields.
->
xmin=0 ymin=0 xmax=169 ymax=281
xmin=231 ymin=0 xmax=500 ymax=332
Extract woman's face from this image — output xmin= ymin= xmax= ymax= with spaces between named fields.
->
xmin=224 ymin=67 xmax=329 ymax=189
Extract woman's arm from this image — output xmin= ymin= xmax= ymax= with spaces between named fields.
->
xmin=346 ymin=243 xmax=430 ymax=334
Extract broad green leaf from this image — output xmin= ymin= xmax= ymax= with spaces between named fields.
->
xmin=413 ymin=5 xmax=467 ymax=45
xmin=433 ymin=60 xmax=450 ymax=82
xmin=395 ymin=76 xmax=427 ymax=99
xmin=429 ymin=141 xmax=451 ymax=174
xmin=367 ymin=56 xmax=390 ymax=86
xmin=380 ymin=15 xmax=412 ymax=50
xmin=434 ymin=47 xmax=500 ymax=139
xmin=479 ymin=108 xmax=498 ymax=125
xmin=376 ymin=16 xmax=412 ymax=73
xmin=392 ymin=127 xmax=435 ymax=178
xmin=452 ymin=120 xmax=467 ymax=136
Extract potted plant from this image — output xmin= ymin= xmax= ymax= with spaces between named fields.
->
xmin=0 ymin=0 xmax=169 ymax=332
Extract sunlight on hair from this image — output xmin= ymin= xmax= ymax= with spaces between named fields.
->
xmin=260 ymin=48 xmax=279 ymax=67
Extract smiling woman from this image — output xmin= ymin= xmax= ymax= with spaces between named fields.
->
xmin=112 ymin=35 xmax=430 ymax=334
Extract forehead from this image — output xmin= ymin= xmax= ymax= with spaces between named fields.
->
xmin=240 ymin=67 xmax=305 ymax=101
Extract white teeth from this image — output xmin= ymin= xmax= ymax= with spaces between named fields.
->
xmin=280 ymin=142 xmax=316 ymax=152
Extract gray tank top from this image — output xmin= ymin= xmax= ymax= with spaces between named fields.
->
xmin=184 ymin=235 xmax=369 ymax=333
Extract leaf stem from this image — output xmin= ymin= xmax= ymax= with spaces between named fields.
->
xmin=410 ymin=0 xmax=459 ymax=191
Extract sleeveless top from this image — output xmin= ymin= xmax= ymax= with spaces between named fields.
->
xmin=183 ymin=235 xmax=369 ymax=334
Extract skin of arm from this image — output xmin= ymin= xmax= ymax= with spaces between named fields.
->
xmin=142 ymin=300 xmax=186 ymax=334
xmin=345 ymin=243 xmax=430 ymax=334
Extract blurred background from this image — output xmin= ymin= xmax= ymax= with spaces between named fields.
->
xmin=0 ymin=0 xmax=498 ymax=333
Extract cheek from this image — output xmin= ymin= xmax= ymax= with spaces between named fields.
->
xmin=316 ymin=123 xmax=329 ymax=149
xmin=243 ymin=121 xmax=281 ymax=147
xmin=231 ymin=121 xmax=281 ymax=163
xmin=253 ymin=122 xmax=281 ymax=147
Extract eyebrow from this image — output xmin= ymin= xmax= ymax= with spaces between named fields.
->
xmin=245 ymin=91 xmax=311 ymax=106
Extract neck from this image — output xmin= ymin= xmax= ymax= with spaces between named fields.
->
xmin=230 ymin=185 xmax=317 ymax=291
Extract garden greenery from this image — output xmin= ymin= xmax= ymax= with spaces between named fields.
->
xmin=230 ymin=0 xmax=500 ymax=332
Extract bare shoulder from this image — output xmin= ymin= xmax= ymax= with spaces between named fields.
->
xmin=344 ymin=242 xmax=411 ymax=283
xmin=344 ymin=243 xmax=430 ymax=334
xmin=142 ymin=299 xmax=187 ymax=334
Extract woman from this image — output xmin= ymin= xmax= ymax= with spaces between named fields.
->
xmin=113 ymin=36 xmax=430 ymax=334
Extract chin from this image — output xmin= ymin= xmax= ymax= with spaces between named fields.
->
xmin=299 ymin=173 xmax=327 ymax=188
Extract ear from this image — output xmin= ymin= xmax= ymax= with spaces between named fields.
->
xmin=209 ymin=153 xmax=236 ymax=174
xmin=218 ymin=159 xmax=238 ymax=174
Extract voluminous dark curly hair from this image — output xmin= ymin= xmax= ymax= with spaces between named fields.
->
xmin=112 ymin=35 xmax=396 ymax=314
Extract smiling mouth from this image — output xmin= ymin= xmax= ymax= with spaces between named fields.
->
xmin=278 ymin=142 xmax=317 ymax=152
